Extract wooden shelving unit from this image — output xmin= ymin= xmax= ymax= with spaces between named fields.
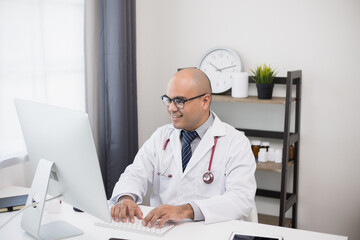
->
xmin=212 ymin=95 xmax=296 ymax=105
xmin=212 ymin=70 xmax=302 ymax=228
xmin=258 ymin=213 xmax=292 ymax=227
xmin=256 ymin=161 xmax=293 ymax=173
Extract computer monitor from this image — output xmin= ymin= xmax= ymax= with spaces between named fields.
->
xmin=15 ymin=99 xmax=111 ymax=240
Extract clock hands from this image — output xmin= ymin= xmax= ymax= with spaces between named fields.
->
xmin=209 ymin=62 xmax=222 ymax=72
xmin=218 ymin=65 xmax=237 ymax=71
xmin=209 ymin=62 xmax=237 ymax=72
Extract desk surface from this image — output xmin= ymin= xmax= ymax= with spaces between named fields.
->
xmin=0 ymin=186 xmax=348 ymax=240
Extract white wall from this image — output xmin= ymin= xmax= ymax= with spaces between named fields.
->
xmin=136 ymin=0 xmax=360 ymax=239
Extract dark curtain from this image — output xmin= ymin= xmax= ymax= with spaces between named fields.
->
xmin=98 ymin=0 xmax=138 ymax=199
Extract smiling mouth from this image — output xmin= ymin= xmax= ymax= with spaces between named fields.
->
xmin=171 ymin=114 xmax=183 ymax=119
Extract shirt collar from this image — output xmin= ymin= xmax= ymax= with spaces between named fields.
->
xmin=194 ymin=111 xmax=215 ymax=139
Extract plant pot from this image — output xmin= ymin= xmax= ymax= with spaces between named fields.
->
xmin=256 ymin=83 xmax=274 ymax=99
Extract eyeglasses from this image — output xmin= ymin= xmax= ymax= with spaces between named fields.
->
xmin=161 ymin=93 xmax=206 ymax=109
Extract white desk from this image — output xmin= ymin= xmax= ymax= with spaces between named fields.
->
xmin=0 ymin=186 xmax=347 ymax=240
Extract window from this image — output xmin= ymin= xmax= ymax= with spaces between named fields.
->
xmin=0 ymin=0 xmax=85 ymax=165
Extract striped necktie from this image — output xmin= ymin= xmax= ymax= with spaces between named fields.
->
xmin=181 ymin=130 xmax=198 ymax=172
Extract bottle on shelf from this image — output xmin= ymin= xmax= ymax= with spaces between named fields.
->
xmin=289 ymin=144 xmax=294 ymax=160
xmin=267 ymin=148 xmax=275 ymax=162
xmin=275 ymin=148 xmax=282 ymax=163
xmin=251 ymin=140 xmax=261 ymax=160
xmin=261 ymin=141 xmax=270 ymax=151
xmin=258 ymin=148 xmax=268 ymax=163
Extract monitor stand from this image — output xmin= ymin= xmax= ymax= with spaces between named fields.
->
xmin=21 ymin=159 xmax=83 ymax=240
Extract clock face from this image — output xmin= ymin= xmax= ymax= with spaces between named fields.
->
xmin=198 ymin=47 xmax=242 ymax=93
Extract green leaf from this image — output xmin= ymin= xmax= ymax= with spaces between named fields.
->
xmin=249 ymin=64 xmax=277 ymax=84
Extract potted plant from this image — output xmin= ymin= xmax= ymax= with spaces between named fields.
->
xmin=250 ymin=64 xmax=277 ymax=99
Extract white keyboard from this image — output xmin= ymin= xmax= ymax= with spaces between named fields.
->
xmin=95 ymin=218 xmax=175 ymax=236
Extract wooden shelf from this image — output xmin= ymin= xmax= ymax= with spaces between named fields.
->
xmin=256 ymin=161 xmax=294 ymax=173
xmin=258 ymin=213 xmax=292 ymax=227
xmin=211 ymin=71 xmax=301 ymax=228
xmin=212 ymin=95 xmax=296 ymax=105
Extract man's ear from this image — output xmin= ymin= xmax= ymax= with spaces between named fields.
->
xmin=202 ymin=94 xmax=212 ymax=108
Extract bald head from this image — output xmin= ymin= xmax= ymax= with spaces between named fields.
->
xmin=165 ymin=68 xmax=212 ymax=131
xmin=169 ymin=68 xmax=212 ymax=96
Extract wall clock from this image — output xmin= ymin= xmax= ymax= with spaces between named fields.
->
xmin=198 ymin=47 xmax=242 ymax=94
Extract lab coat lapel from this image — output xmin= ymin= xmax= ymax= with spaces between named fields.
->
xmin=183 ymin=132 xmax=214 ymax=174
xmin=169 ymin=128 xmax=183 ymax=178
xmin=182 ymin=112 xmax=226 ymax=177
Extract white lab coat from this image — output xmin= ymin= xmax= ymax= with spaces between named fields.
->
xmin=110 ymin=112 xmax=256 ymax=224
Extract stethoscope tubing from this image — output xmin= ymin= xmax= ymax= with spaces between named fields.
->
xmin=208 ymin=136 xmax=218 ymax=171
xmin=158 ymin=136 xmax=219 ymax=184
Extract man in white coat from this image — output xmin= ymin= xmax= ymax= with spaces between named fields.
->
xmin=110 ymin=68 xmax=256 ymax=228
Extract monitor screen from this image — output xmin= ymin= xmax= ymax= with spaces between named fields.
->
xmin=15 ymin=99 xmax=111 ymax=239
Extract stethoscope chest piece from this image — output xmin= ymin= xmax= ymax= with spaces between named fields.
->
xmin=202 ymin=171 xmax=214 ymax=184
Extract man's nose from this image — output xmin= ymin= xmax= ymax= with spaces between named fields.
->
xmin=168 ymin=101 xmax=178 ymax=112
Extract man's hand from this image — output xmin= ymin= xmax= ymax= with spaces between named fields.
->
xmin=110 ymin=195 xmax=143 ymax=223
xmin=142 ymin=204 xmax=194 ymax=228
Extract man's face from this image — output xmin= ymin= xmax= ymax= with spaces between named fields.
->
xmin=165 ymin=77 xmax=206 ymax=131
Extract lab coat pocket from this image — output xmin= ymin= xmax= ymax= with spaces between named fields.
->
xmin=195 ymin=168 xmax=226 ymax=200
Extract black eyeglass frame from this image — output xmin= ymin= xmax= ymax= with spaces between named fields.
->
xmin=161 ymin=93 xmax=207 ymax=109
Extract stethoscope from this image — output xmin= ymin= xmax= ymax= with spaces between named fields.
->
xmin=157 ymin=136 xmax=219 ymax=184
